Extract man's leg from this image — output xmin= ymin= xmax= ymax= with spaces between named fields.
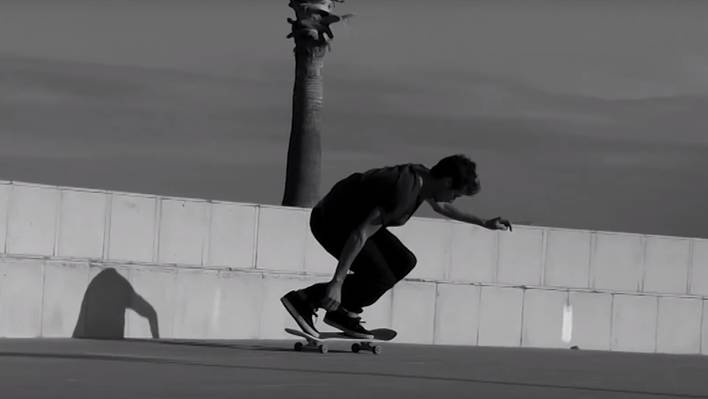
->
xmin=339 ymin=228 xmax=417 ymax=312
xmin=281 ymin=206 xmax=348 ymax=336
xmin=320 ymin=228 xmax=416 ymax=338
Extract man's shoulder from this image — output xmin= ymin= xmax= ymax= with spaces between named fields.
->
xmin=362 ymin=163 xmax=427 ymax=178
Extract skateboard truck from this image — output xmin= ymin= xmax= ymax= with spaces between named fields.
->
xmin=292 ymin=336 xmax=382 ymax=354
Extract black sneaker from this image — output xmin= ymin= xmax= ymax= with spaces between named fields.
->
xmin=281 ymin=290 xmax=319 ymax=337
xmin=324 ymin=310 xmax=374 ymax=339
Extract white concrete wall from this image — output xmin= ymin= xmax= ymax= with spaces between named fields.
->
xmin=592 ymin=232 xmax=644 ymax=292
xmin=656 ymin=297 xmax=702 ymax=354
xmin=477 ymin=286 xmax=524 ymax=347
xmin=691 ymin=239 xmax=708 ymax=296
xmin=569 ymin=291 xmax=612 ymax=351
xmin=1 ymin=180 xmax=707 ymax=356
xmin=611 ymin=294 xmax=658 ymax=352
xmin=522 ymin=289 xmax=567 ymax=349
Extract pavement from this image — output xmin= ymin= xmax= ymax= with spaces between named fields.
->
xmin=1 ymin=338 xmax=707 ymax=399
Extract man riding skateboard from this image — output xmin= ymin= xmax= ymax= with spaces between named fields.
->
xmin=281 ymin=154 xmax=512 ymax=339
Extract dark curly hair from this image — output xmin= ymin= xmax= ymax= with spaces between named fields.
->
xmin=430 ymin=154 xmax=479 ymax=194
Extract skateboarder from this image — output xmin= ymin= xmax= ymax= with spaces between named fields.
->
xmin=281 ymin=154 xmax=512 ymax=339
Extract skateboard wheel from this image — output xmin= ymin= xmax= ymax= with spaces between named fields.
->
xmin=372 ymin=345 xmax=382 ymax=355
xmin=351 ymin=343 xmax=361 ymax=353
xmin=294 ymin=342 xmax=303 ymax=352
xmin=318 ymin=344 xmax=328 ymax=354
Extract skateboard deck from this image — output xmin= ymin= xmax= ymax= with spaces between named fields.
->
xmin=285 ymin=327 xmax=397 ymax=354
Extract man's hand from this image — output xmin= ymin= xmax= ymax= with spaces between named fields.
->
xmin=321 ymin=280 xmax=343 ymax=311
xmin=484 ymin=217 xmax=513 ymax=231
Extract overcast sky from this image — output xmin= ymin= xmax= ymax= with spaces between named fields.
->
xmin=1 ymin=0 xmax=707 ymax=238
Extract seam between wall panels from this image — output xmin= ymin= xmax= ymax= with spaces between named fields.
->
xmin=609 ymin=293 xmax=615 ymax=351
xmin=202 ymin=202 xmax=213 ymax=267
xmin=444 ymin=224 xmax=453 ymax=282
xmin=700 ymin=299 xmax=705 ymax=355
xmin=39 ymin=261 xmax=47 ymax=337
xmin=102 ymin=194 xmax=113 ymax=260
xmin=1 ymin=184 xmax=9 ymax=254
xmin=687 ymin=239 xmax=695 ymax=295
xmin=432 ymin=282 xmax=440 ymax=344
xmin=252 ymin=205 xmax=261 ymax=269
xmin=588 ymin=232 xmax=596 ymax=289
xmin=520 ymin=288 xmax=526 ymax=347
xmin=494 ymin=231 xmax=500 ymax=283
xmin=53 ymin=190 xmax=63 ymax=257
xmin=475 ymin=286 xmax=483 ymax=345
xmin=654 ymin=296 xmax=660 ymax=353
xmin=389 ymin=286 xmax=396 ymax=330
xmin=4 ymin=185 xmax=13 ymax=254
xmin=639 ymin=236 xmax=648 ymax=293
xmin=301 ymin=210 xmax=309 ymax=273
xmin=153 ymin=198 xmax=162 ymax=264
xmin=540 ymin=229 xmax=548 ymax=286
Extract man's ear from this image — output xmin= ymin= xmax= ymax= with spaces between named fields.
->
xmin=441 ymin=177 xmax=454 ymax=189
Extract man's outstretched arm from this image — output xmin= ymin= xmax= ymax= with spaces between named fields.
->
xmin=427 ymin=200 xmax=512 ymax=231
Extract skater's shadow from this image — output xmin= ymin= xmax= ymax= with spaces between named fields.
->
xmin=124 ymin=338 xmax=349 ymax=354
xmin=73 ymin=268 xmax=159 ymax=339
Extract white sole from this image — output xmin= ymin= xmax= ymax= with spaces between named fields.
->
xmin=324 ymin=318 xmax=374 ymax=339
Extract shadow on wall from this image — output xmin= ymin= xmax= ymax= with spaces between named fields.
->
xmin=73 ymin=268 xmax=160 ymax=339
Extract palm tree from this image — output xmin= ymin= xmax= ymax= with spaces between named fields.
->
xmin=281 ymin=0 xmax=350 ymax=207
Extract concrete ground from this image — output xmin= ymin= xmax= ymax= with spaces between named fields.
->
xmin=1 ymin=338 xmax=707 ymax=399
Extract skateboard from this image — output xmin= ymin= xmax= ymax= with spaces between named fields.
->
xmin=284 ymin=327 xmax=397 ymax=354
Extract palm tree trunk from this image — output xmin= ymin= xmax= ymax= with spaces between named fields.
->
xmin=281 ymin=0 xmax=348 ymax=207
xmin=281 ymin=44 xmax=326 ymax=207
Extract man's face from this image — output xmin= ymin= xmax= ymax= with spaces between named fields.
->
xmin=438 ymin=175 xmax=481 ymax=202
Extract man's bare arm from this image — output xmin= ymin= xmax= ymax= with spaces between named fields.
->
xmin=427 ymin=200 xmax=485 ymax=226
xmin=321 ymin=207 xmax=383 ymax=310
xmin=331 ymin=208 xmax=382 ymax=282
xmin=427 ymin=200 xmax=512 ymax=231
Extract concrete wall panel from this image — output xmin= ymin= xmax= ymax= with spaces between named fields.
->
xmin=643 ymin=237 xmax=690 ymax=294
xmin=256 ymin=206 xmax=308 ymax=273
xmin=522 ymin=289 xmax=567 ymax=348
xmin=569 ymin=291 xmax=612 ymax=350
xmin=6 ymin=185 xmax=59 ymax=256
xmin=157 ymin=199 xmax=208 ymax=266
xmin=690 ymin=239 xmax=708 ymax=296
xmin=207 ymin=203 xmax=257 ymax=269
xmin=212 ymin=271 xmax=264 ymax=339
xmin=57 ymin=190 xmax=107 ymax=259
xmin=0 ymin=259 xmax=43 ymax=337
xmin=434 ymin=283 xmax=480 ymax=345
xmin=41 ymin=261 xmax=89 ymax=337
xmin=391 ymin=281 xmax=436 ymax=343
xmin=656 ymin=297 xmax=702 ymax=354
xmin=107 ymin=194 xmax=157 ymax=263
xmin=612 ymin=294 xmax=658 ymax=353
xmin=0 ymin=183 xmax=9 ymax=253
xmin=126 ymin=266 xmax=177 ymax=339
xmin=544 ymin=229 xmax=591 ymax=288
xmin=498 ymin=227 xmax=544 ymax=286
xmin=259 ymin=275 xmax=317 ymax=339
xmin=449 ymin=223 xmax=497 ymax=283
xmin=172 ymin=268 xmax=219 ymax=339
xmin=593 ymin=233 xmax=644 ymax=292
xmin=391 ymin=219 xmax=451 ymax=281
xmin=478 ymin=286 xmax=524 ymax=347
